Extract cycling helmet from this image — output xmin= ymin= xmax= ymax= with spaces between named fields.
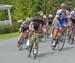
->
xmin=60 ymin=3 xmax=68 ymax=9
xmin=43 ymin=15 xmax=47 ymax=19
xmin=26 ymin=17 xmax=31 ymax=21
xmin=38 ymin=11 xmax=43 ymax=16
xmin=48 ymin=14 xmax=53 ymax=18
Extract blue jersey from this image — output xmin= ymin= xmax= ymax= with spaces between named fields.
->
xmin=55 ymin=9 xmax=71 ymax=21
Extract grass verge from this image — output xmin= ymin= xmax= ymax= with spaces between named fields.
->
xmin=0 ymin=32 xmax=19 ymax=39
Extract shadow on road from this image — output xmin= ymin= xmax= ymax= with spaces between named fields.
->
xmin=40 ymin=39 xmax=51 ymax=43
xmin=62 ymin=46 xmax=75 ymax=51
xmin=37 ymin=51 xmax=55 ymax=58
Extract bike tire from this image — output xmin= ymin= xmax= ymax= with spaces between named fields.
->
xmin=33 ymin=41 xmax=38 ymax=59
xmin=58 ymin=32 xmax=66 ymax=51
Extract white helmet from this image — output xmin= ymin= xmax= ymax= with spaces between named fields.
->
xmin=48 ymin=14 xmax=53 ymax=18
xmin=60 ymin=3 xmax=68 ymax=9
xmin=26 ymin=17 xmax=30 ymax=21
xmin=74 ymin=8 xmax=75 ymax=11
xmin=43 ymin=15 xmax=46 ymax=19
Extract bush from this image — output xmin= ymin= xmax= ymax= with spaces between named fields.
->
xmin=0 ymin=23 xmax=20 ymax=34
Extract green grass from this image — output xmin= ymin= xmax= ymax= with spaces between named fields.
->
xmin=0 ymin=32 xmax=19 ymax=39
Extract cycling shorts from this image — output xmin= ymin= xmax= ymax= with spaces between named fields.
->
xmin=71 ymin=18 xmax=75 ymax=24
xmin=53 ymin=19 xmax=67 ymax=28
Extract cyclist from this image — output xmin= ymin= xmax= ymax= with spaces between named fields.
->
xmin=52 ymin=3 xmax=72 ymax=47
xmin=70 ymin=8 xmax=75 ymax=24
xmin=69 ymin=8 xmax=75 ymax=43
xmin=48 ymin=14 xmax=54 ymax=37
xmin=48 ymin=14 xmax=53 ymax=26
xmin=28 ymin=12 xmax=44 ymax=57
xmin=17 ymin=17 xmax=31 ymax=47
xmin=42 ymin=15 xmax=48 ymax=38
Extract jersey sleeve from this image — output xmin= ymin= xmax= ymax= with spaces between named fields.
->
xmin=66 ymin=10 xmax=71 ymax=18
xmin=55 ymin=10 xmax=62 ymax=18
xmin=70 ymin=11 xmax=74 ymax=16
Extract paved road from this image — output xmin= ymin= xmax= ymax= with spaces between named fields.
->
xmin=0 ymin=37 xmax=75 ymax=63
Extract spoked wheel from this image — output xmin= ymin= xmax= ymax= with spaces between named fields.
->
xmin=19 ymin=44 xmax=23 ymax=51
xmin=33 ymin=48 xmax=38 ymax=59
xmin=57 ymin=32 xmax=66 ymax=51
xmin=18 ymin=38 xmax=24 ymax=51
xmin=33 ymin=42 xmax=38 ymax=59
xmin=58 ymin=39 xmax=65 ymax=51
xmin=44 ymin=32 xmax=47 ymax=40
xmin=68 ymin=28 xmax=74 ymax=45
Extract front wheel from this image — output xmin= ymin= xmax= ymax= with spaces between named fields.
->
xmin=33 ymin=42 xmax=38 ymax=59
xmin=57 ymin=32 xmax=66 ymax=51
xmin=33 ymin=48 xmax=38 ymax=59
xmin=68 ymin=28 xmax=74 ymax=45
xmin=18 ymin=38 xmax=24 ymax=51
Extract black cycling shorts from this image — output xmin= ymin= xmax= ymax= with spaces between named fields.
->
xmin=71 ymin=18 xmax=75 ymax=24
xmin=48 ymin=21 xmax=52 ymax=25
xmin=20 ymin=27 xmax=28 ymax=32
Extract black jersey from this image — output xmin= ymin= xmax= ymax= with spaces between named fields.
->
xmin=33 ymin=18 xmax=44 ymax=31
xmin=48 ymin=18 xmax=53 ymax=25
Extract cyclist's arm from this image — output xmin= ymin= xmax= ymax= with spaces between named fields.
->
xmin=52 ymin=17 xmax=60 ymax=26
xmin=66 ymin=10 xmax=72 ymax=26
xmin=29 ymin=21 xmax=34 ymax=31
xmin=52 ymin=10 xmax=61 ymax=26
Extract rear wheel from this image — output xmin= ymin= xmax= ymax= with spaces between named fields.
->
xmin=68 ymin=27 xmax=74 ymax=45
xmin=58 ymin=32 xmax=66 ymax=51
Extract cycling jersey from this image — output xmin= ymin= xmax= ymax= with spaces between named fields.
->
xmin=53 ymin=9 xmax=71 ymax=28
xmin=33 ymin=18 xmax=44 ymax=32
xmin=70 ymin=11 xmax=75 ymax=19
xmin=43 ymin=19 xmax=47 ymax=25
xmin=70 ymin=11 xmax=75 ymax=23
xmin=21 ymin=21 xmax=30 ymax=29
xmin=20 ymin=21 xmax=30 ymax=32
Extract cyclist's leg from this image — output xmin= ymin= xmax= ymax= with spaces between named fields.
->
xmin=42 ymin=25 xmax=47 ymax=39
xmin=68 ymin=19 xmax=75 ymax=43
xmin=26 ymin=30 xmax=31 ymax=48
xmin=28 ymin=31 xmax=35 ymax=56
xmin=52 ymin=21 xmax=60 ymax=47
xmin=17 ymin=27 xmax=26 ymax=47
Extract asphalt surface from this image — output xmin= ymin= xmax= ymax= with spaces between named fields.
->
xmin=0 ymin=37 xmax=75 ymax=63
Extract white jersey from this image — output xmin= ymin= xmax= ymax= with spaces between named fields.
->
xmin=70 ymin=11 xmax=75 ymax=19
xmin=55 ymin=9 xmax=71 ymax=20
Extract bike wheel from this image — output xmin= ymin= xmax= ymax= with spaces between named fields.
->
xmin=68 ymin=28 xmax=74 ymax=45
xmin=19 ymin=40 xmax=23 ymax=51
xmin=58 ymin=32 xmax=66 ymax=51
xmin=33 ymin=42 xmax=38 ymax=59
xmin=18 ymin=39 xmax=24 ymax=51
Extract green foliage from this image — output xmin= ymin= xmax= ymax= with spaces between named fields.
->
xmin=0 ymin=0 xmax=74 ymax=21
xmin=0 ymin=23 xmax=20 ymax=34
xmin=0 ymin=0 xmax=75 ymax=34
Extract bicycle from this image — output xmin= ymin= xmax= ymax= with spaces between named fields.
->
xmin=52 ymin=28 xmax=66 ymax=51
xmin=28 ymin=31 xmax=39 ymax=59
xmin=68 ymin=24 xmax=75 ymax=44
xmin=51 ymin=20 xmax=66 ymax=51
xmin=17 ymin=31 xmax=29 ymax=51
